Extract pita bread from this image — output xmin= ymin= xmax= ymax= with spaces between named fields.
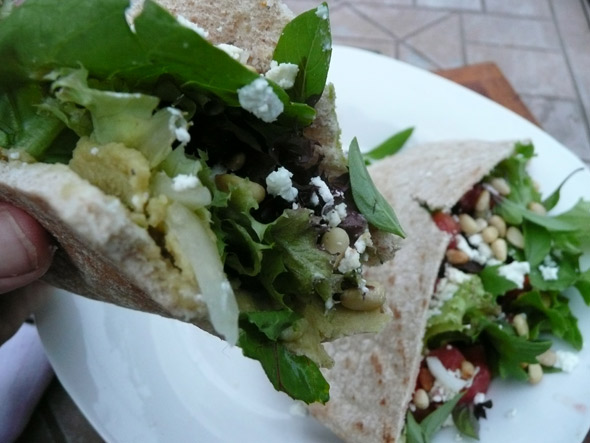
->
xmin=310 ymin=140 xmax=516 ymax=442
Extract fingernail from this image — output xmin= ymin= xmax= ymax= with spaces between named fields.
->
xmin=0 ymin=208 xmax=39 ymax=278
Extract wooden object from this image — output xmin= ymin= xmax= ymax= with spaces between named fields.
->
xmin=435 ymin=62 xmax=540 ymax=126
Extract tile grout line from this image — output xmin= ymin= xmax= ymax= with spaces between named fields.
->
xmin=548 ymin=0 xmax=590 ymax=148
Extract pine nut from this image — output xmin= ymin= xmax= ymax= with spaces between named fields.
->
xmin=459 ymin=214 xmax=479 ymax=235
xmin=513 ymin=313 xmax=529 ymax=337
xmin=506 ymin=226 xmax=525 ymax=249
xmin=340 ymin=284 xmax=385 ymax=311
xmin=481 ymin=226 xmax=499 ymax=244
xmin=528 ymin=363 xmax=543 ymax=384
xmin=321 ymin=227 xmax=350 ymax=255
xmin=491 ymin=238 xmax=508 ymax=262
xmin=488 ymin=215 xmax=507 ymax=237
xmin=413 ymin=389 xmax=430 ymax=410
xmin=536 ymin=350 xmax=557 ymax=367
xmin=475 ymin=218 xmax=488 ymax=232
xmin=418 ymin=367 xmax=434 ymax=392
xmin=446 ymin=249 xmax=470 ymax=265
xmin=490 ymin=177 xmax=511 ymax=195
xmin=461 ymin=360 xmax=475 ymax=379
xmin=475 ymin=189 xmax=491 ymax=213
xmin=528 ymin=201 xmax=547 ymax=215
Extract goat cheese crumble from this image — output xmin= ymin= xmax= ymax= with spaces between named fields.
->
xmin=265 ymin=167 xmax=298 ymax=202
xmin=310 ymin=176 xmax=334 ymax=204
xmin=237 ymin=78 xmax=284 ymax=122
xmin=265 ymin=61 xmax=299 ymax=89
xmin=338 ymin=247 xmax=361 ymax=273
xmin=497 ymin=261 xmax=530 ymax=289
xmin=216 ymin=43 xmax=249 ymax=64
xmin=172 ymin=174 xmax=200 ymax=191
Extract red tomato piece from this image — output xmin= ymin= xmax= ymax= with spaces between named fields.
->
xmin=460 ymin=346 xmax=492 ymax=404
xmin=432 ymin=211 xmax=460 ymax=235
xmin=428 ymin=345 xmax=465 ymax=371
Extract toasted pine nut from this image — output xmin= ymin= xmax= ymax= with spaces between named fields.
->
xmin=321 ymin=227 xmax=350 ymax=255
xmin=528 ymin=363 xmax=543 ymax=384
xmin=475 ymin=218 xmax=488 ymax=232
xmin=446 ymin=249 xmax=470 ymax=265
xmin=536 ymin=350 xmax=557 ymax=367
xmin=340 ymin=284 xmax=385 ymax=311
xmin=490 ymin=177 xmax=511 ymax=195
xmin=506 ymin=226 xmax=525 ymax=249
xmin=475 ymin=190 xmax=491 ymax=213
xmin=461 ymin=360 xmax=475 ymax=379
xmin=528 ymin=201 xmax=547 ymax=215
xmin=413 ymin=389 xmax=430 ymax=410
xmin=482 ymin=226 xmax=499 ymax=244
xmin=459 ymin=214 xmax=479 ymax=235
xmin=513 ymin=313 xmax=529 ymax=337
xmin=491 ymin=238 xmax=508 ymax=262
xmin=418 ymin=367 xmax=434 ymax=392
xmin=488 ymin=215 xmax=507 ymax=237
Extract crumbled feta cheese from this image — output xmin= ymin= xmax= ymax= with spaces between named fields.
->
xmin=428 ymin=266 xmax=472 ymax=319
xmin=310 ymin=176 xmax=333 ymax=204
xmin=131 ymin=192 xmax=149 ymax=210
xmin=310 ymin=192 xmax=320 ymax=206
xmin=554 ymin=350 xmax=579 ymax=372
xmin=458 ymin=234 xmax=494 ymax=265
xmin=473 ymin=392 xmax=486 ymax=404
xmin=539 ymin=255 xmax=559 ymax=281
xmin=265 ymin=167 xmax=298 ymax=202
xmin=338 ymin=247 xmax=361 ymax=273
xmin=90 ymin=147 xmax=99 ymax=156
xmin=315 ymin=4 xmax=329 ymax=19
xmin=325 ymin=297 xmax=335 ymax=311
xmin=172 ymin=174 xmax=200 ymax=191
xmin=237 ymin=78 xmax=283 ymax=122
xmin=167 ymin=108 xmax=191 ymax=144
xmin=498 ymin=261 xmax=530 ymax=289
xmin=177 ymin=15 xmax=209 ymax=38
xmin=8 ymin=151 xmax=20 ymax=160
xmin=265 ymin=61 xmax=299 ymax=89
xmin=324 ymin=209 xmax=342 ymax=227
xmin=354 ymin=230 xmax=373 ymax=255
xmin=216 ymin=43 xmax=249 ymax=64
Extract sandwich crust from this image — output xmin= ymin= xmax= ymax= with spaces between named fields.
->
xmin=310 ymin=140 xmax=516 ymax=442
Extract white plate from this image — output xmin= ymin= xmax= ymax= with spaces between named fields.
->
xmin=36 ymin=46 xmax=590 ymax=443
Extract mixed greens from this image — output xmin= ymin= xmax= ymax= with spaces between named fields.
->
xmin=405 ymin=141 xmax=590 ymax=441
xmin=0 ymin=0 xmax=404 ymax=403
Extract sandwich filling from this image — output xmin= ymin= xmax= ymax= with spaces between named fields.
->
xmin=406 ymin=142 xmax=590 ymax=441
xmin=0 ymin=0 xmax=403 ymax=403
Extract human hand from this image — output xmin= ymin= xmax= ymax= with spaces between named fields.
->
xmin=0 ymin=203 xmax=54 ymax=344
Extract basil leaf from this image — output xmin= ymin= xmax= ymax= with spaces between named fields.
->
xmin=452 ymin=404 xmax=479 ymax=440
xmin=273 ymin=2 xmax=331 ymax=106
xmin=523 ymin=220 xmax=552 ymax=267
xmin=420 ymin=392 xmax=464 ymax=440
xmin=349 ymin=138 xmax=405 ymax=237
xmin=405 ymin=412 xmax=426 ymax=443
xmin=238 ymin=325 xmax=330 ymax=404
xmin=363 ymin=127 xmax=414 ymax=165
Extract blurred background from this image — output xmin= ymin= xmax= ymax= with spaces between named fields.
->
xmin=285 ymin=0 xmax=590 ymax=166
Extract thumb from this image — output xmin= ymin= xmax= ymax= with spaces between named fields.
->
xmin=0 ymin=203 xmax=54 ymax=294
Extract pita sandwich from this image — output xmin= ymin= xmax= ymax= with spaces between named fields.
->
xmin=0 ymin=0 xmax=403 ymax=403
xmin=310 ymin=140 xmax=518 ymax=441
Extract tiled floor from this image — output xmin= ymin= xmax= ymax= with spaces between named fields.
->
xmin=285 ymin=0 xmax=590 ymax=165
